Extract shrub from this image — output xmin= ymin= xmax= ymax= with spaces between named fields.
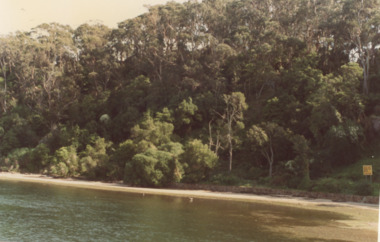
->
xmin=108 ymin=139 xmax=136 ymax=180
xmin=353 ymin=180 xmax=373 ymax=196
xmin=19 ymin=144 xmax=50 ymax=173
xmin=0 ymin=130 xmax=21 ymax=155
xmin=323 ymin=121 xmax=363 ymax=167
xmin=210 ymin=173 xmax=242 ymax=186
xmin=50 ymin=162 xmax=69 ymax=177
xmin=180 ymin=139 xmax=218 ymax=183
xmin=159 ymin=142 xmax=184 ymax=182
xmin=45 ymin=125 xmax=92 ymax=153
xmin=0 ymin=113 xmax=39 ymax=155
xmin=124 ymin=146 xmax=183 ymax=187
xmin=312 ymin=177 xmax=351 ymax=193
xmin=80 ymin=137 xmax=112 ymax=179
xmin=50 ymin=145 xmax=79 ymax=177
xmin=270 ymin=173 xmax=295 ymax=188
xmin=125 ymin=148 xmax=173 ymax=187
xmin=0 ymin=148 xmax=30 ymax=172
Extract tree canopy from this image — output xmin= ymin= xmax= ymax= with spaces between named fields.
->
xmin=0 ymin=0 xmax=379 ymax=188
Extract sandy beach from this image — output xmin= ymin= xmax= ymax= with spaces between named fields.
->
xmin=0 ymin=171 xmax=378 ymax=240
xmin=0 ymin=172 xmax=377 ymax=209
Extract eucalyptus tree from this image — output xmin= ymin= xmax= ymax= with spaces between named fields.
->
xmin=218 ymin=92 xmax=247 ymax=172
xmin=248 ymin=122 xmax=290 ymax=178
xmin=0 ymin=36 xmax=16 ymax=113
xmin=318 ymin=0 xmax=380 ymax=91
xmin=176 ymin=1 xmax=212 ymax=93
xmin=307 ymin=63 xmax=364 ymax=167
xmin=340 ymin=0 xmax=380 ymax=94
xmin=74 ymin=23 xmax=114 ymax=95
xmin=10 ymin=24 xmax=80 ymax=129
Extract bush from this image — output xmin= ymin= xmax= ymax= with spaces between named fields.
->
xmin=323 ymin=121 xmax=363 ymax=167
xmin=80 ymin=137 xmax=112 ymax=179
xmin=247 ymin=167 xmax=267 ymax=180
xmin=19 ymin=144 xmax=50 ymax=173
xmin=0 ymin=148 xmax=30 ymax=172
xmin=312 ymin=177 xmax=352 ymax=194
xmin=180 ymin=139 xmax=218 ymax=183
xmin=108 ymin=139 xmax=136 ymax=180
xmin=210 ymin=173 xmax=242 ymax=186
xmin=270 ymin=173 xmax=295 ymax=188
xmin=50 ymin=162 xmax=69 ymax=177
xmin=49 ymin=146 xmax=79 ymax=177
xmin=0 ymin=112 xmax=39 ymax=155
xmin=45 ymin=125 xmax=92 ymax=153
xmin=124 ymin=148 xmax=175 ymax=187
xmin=353 ymin=180 xmax=373 ymax=196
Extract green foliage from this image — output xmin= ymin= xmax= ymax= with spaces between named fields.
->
xmin=323 ymin=120 xmax=364 ymax=167
xmin=80 ymin=136 xmax=112 ymax=179
xmin=353 ymin=180 xmax=373 ymax=196
xmin=124 ymin=148 xmax=180 ymax=187
xmin=312 ymin=177 xmax=374 ymax=196
xmin=45 ymin=125 xmax=93 ymax=153
xmin=0 ymin=130 xmax=20 ymax=155
xmin=108 ymin=139 xmax=136 ymax=180
xmin=159 ymin=142 xmax=185 ymax=182
xmin=210 ymin=173 xmax=243 ymax=186
xmin=221 ymin=92 xmax=248 ymax=171
xmin=50 ymin=145 xmax=79 ymax=177
xmin=247 ymin=122 xmax=292 ymax=178
xmin=108 ymin=76 xmax=152 ymax=142
xmin=131 ymin=112 xmax=174 ymax=147
xmin=181 ymin=139 xmax=218 ymax=183
xmin=0 ymin=148 xmax=30 ymax=172
xmin=247 ymin=125 xmax=268 ymax=147
xmin=123 ymin=107 xmax=185 ymax=185
xmin=19 ymin=144 xmax=50 ymax=173
xmin=287 ymin=134 xmax=312 ymax=181
xmin=0 ymin=112 xmax=39 ymax=155
xmin=1 ymin=0 xmax=380 ymax=193
xmin=173 ymin=98 xmax=200 ymax=136
xmin=155 ymin=107 xmax=174 ymax=123
xmin=312 ymin=178 xmax=350 ymax=194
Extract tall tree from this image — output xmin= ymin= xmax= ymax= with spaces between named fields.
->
xmin=248 ymin=122 xmax=290 ymax=178
xmin=218 ymin=92 xmax=247 ymax=171
xmin=336 ymin=0 xmax=380 ymax=94
xmin=0 ymin=37 xmax=16 ymax=113
xmin=74 ymin=23 xmax=114 ymax=95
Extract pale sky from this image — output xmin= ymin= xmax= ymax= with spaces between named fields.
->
xmin=0 ymin=0 xmax=188 ymax=35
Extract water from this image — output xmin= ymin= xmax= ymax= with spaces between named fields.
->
xmin=0 ymin=180 xmax=350 ymax=242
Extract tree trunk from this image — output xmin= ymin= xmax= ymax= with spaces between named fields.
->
xmin=269 ymin=140 xmax=274 ymax=177
xmin=229 ymin=137 xmax=233 ymax=172
xmin=269 ymin=161 xmax=273 ymax=178
xmin=361 ymin=54 xmax=370 ymax=95
xmin=305 ymin=159 xmax=310 ymax=181
xmin=227 ymin=116 xmax=233 ymax=172
xmin=0 ymin=59 xmax=6 ymax=113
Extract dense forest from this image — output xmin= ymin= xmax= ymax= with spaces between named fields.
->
xmin=0 ymin=0 xmax=379 ymax=191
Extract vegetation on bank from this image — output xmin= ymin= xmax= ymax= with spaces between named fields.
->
xmin=0 ymin=0 xmax=379 ymax=195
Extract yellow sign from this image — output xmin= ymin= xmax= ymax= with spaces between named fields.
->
xmin=363 ymin=165 xmax=373 ymax=176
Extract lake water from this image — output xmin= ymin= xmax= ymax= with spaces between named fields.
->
xmin=0 ymin=180 xmax=357 ymax=241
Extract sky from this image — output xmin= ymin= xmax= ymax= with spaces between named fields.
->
xmin=0 ymin=0 xmax=188 ymax=36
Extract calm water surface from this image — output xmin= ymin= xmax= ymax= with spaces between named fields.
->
xmin=0 ymin=180 xmax=349 ymax=242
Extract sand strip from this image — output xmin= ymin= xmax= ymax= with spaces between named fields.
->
xmin=0 ymin=172 xmax=377 ymax=210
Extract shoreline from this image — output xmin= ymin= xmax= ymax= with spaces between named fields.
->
xmin=0 ymin=171 xmax=377 ymax=210
xmin=0 ymin=172 xmax=378 ymax=236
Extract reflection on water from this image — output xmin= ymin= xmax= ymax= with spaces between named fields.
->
xmin=0 ymin=180 xmax=351 ymax=241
